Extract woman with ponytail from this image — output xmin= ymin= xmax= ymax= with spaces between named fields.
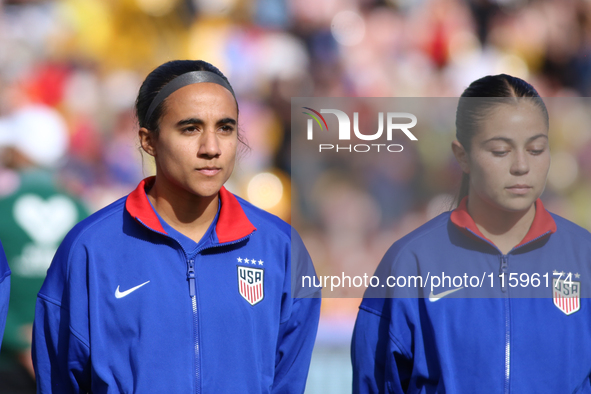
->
xmin=352 ymin=74 xmax=591 ymax=393
xmin=32 ymin=60 xmax=320 ymax=394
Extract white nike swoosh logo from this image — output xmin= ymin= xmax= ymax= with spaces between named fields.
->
xmin=115 ymin=281 xmax=150 ymax=299
xmin=428 ymin=287 xmax=464 ymax=302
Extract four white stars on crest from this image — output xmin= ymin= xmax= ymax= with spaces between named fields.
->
xmin=237 ymin=257 xmax=264 ymax=266
xmin=552 ymin=270 xmax=580 ymax=279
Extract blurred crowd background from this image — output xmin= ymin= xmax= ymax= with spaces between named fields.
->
xmin=1 ymin=0 xmax=591 ymax=392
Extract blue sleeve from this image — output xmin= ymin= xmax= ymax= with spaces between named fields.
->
xmin=351 ymin=301 xmax=413 ymax=394
xmin=270 ymin=227 xmax=321 ymax=393
xmin=271 ymin=296 xmax=321 ymax=394
xmin=32 ymin=231 xmax=91 ymax=394
xmin=290 ymin=229 xmax=321 ymax=299
xmin=0 ymin=241 xmax=10 ymax=352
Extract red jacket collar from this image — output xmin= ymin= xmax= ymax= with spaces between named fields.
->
xmin=450 ymin=196 xmax=557 ymax=249
xmin=125 ymin=177 xmax=256 ymax=243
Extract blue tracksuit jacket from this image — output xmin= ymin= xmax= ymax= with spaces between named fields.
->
xmin=33 ymin=177 xmax=320 ymax=393
xmin=0 ymin=240 xmax=10 ymax=352
xmin=352 ymin=198 xmax=591 ymax=393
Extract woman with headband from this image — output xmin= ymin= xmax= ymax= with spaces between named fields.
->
xmin=32 ymin=60 xmax=321 ymax=393
xmin=352 ymin=75 xmax=591 ymax=393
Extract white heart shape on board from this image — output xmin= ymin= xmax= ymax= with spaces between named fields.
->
xmin=13 ymin=194 xmax=78 ymax=245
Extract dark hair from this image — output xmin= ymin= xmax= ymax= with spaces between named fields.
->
xmin=455 ymin=74 xmax=549 ymax=205
xmin=135 ymin=60 xmax=247 ymax=147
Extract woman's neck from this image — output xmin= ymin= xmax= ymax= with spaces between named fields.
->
xmin=467 ymin=193 xmax=536 ymax=255
xmin=147 ymin=176 xmax=219 ymax=243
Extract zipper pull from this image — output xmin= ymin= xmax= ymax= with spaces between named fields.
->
xmin=187 ymin=259 xmax=196 ymax=297
xmin=500 ymin=256 xmax=508 ymax=293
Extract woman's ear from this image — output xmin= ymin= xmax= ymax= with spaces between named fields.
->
xmin=139 ymin=128 xmax=156 ymax=157
xmin=451 ymin=140 xmax=470 ymax=174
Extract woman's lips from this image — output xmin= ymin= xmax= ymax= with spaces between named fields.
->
xmin=197 ymin=168 xmax=221 ymax=176
xmin=506 ymin=185 xmax=532 ymax=195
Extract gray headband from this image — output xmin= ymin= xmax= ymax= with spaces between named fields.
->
xmin=145 ymin=71 xmax=236 ymax=124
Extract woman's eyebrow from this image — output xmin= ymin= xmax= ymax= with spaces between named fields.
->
xmin=482 ymin=136 xmax=512 ymax=144
xmin=482 ymin=134 xmax=548 ymax=144
xmin=217 ymin=117 xmax=237 ymax=125
xmin=176 ymin=117 xmax=237 ymax=127
xmin=176 ymin=117 xmax=204 ymax=127
xmin=527 ymin=134 xmax=549 ymax=142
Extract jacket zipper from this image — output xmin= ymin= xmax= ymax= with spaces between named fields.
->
xmin=463 ymin=227 xmax=553 ymax=394
xmin=497 ymin=233 xmax=552 ymax=394
xmin=500 ymin=255 xmax=508 ymax=293
xmin=136 ymin=217 xmax=253 ymax=394
xmin=183 ymin=235 xmax=251 ymax=394
xmin=137 ymin=218 xmax=203 ymax=393
xmin=501 ymin=255 xmax=510 ymax=394
xmin=187 ymin=259 xmax=200 ymax=394
xmin=466 ymin=227 xmax=512 ymax=393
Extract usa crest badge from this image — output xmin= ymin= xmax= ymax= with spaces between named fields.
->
xmin=238 ymin=266 xmax=264 ymax=305
xmin=553 ymin=279 xmax=580 ymax=315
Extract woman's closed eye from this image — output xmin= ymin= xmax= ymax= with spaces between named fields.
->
xmin=491 ymin=150 xmax=510 ymax=157
xmin=528 ymin=146 xmax=546 ymax=155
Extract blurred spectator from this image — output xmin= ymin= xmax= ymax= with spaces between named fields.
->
xmin=0 ymin=105 xmax=88 ymax=393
